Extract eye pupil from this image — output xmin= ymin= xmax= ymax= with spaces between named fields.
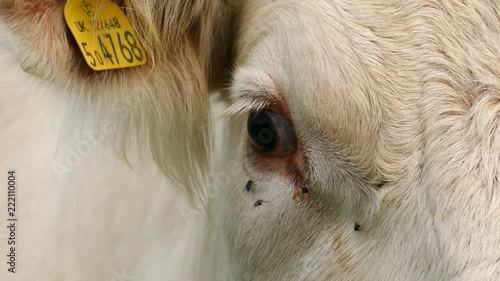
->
xmin=247 ymin=111 xmax=277 ymax=152
xmin=247 ymin=110 xmax=296 ymax=155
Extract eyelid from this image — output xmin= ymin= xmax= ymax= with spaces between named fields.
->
xmin=228 ymin=68 xmax=285 ymax=119
xmin=223 ymin=94 xmax=272 ymax=119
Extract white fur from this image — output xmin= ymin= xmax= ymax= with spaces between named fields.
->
xmin=0 ymin=22 xmax=207 ymax=281
xmin=1 ymin=0 xmax=499 ymax=281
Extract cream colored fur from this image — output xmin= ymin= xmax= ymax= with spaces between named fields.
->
xmin=1 ymin=0 xmax=500 ymax=281
xmin=0 ymin=0 xmax=235 ymax=199
xmin=0 ymin=22 xmax=211 ymax=280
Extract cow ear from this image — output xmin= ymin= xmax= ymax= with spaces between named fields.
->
xmin=0 ymin=0 xmax=237 ymax=203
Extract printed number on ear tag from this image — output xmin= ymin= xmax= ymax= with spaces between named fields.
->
xmin=64 ymin=0 xmax=147 ymax=71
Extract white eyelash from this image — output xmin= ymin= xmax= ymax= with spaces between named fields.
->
xmin=223 ymin=95 xmax=270 ymax=120
xmin=224 ymin=66 xmax=280 ymax=120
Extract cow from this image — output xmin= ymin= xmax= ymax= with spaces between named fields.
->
xmin=0 ymin=0 xmax=499 ymax=280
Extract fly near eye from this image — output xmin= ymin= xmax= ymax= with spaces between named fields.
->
xmin=247 ymin=110 xmax=296 ymax=154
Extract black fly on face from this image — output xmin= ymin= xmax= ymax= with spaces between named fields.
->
xmin=354 ymin=222 xmax=361 ymax=232
xmin=244 ymin=180 xmax=253 ymax=192
xmin=254 ymin=199 xmax=265 ymax=207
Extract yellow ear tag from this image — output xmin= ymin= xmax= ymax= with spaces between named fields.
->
xmin=64 ymin=0 xmax=147 ymax=71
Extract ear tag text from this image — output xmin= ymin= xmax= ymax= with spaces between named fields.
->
xmin=64 ymin=0 xmax=147 ymax=71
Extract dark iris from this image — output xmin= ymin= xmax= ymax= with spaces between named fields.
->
xmin=247 ymin=110 xmax=277 ymax=152
xmin=247 ymin=110 xmax=296 ymax=154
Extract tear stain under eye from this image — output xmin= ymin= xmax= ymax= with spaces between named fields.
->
xmin=246 ymin=121 xmax=309 ymax=204
xmin=243 ymin=88 xmax=311 ymax=204
xmin=249 ymin=148 xmax=310 ymax=203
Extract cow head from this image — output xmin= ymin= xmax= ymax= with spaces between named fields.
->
xmin=1 ymin=0 xmax=499 ymax=280
xmin=220 ymin=1 xmax=500 ymax=279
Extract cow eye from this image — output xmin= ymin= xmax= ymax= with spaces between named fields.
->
xmin=247 ymin=110 xmax=296 ymax=154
